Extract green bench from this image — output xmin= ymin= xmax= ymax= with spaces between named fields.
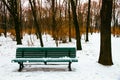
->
xmin=12 ymin=47 xmax=78 ymax=71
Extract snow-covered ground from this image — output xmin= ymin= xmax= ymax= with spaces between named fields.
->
xmin=0 ymin=33 xmax=120 ymax=80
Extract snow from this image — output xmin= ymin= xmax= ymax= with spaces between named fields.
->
xmin=0 ymin=33 xmax=120 ymax=80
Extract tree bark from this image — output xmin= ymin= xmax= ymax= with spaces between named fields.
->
xmin=70 ymin=0 xmax=82 ymax=50
xmin=19 ymin=0 xmax=23 ymax=39
xmin=52 ymin=0 xmax=56 ymax=39
xmin=29 ymin=0 xmax=44 ymax=47
xmin=68 ymin=0 xmax=72 ymax=42
xmin=98 ymin=0 xmax=113 ymax=65
xmin=86 ymin=0 xmax=91 ymax=42
xmin=2 ymin=0 xmax=22 ymax=44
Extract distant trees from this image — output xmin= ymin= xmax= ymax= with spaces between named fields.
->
xmin=0 ymin=2 xmax=7 ymax=37
xmin=1 ymin=0 xmax=22 ymax=44
xmin=98 ymin=0 xmax=113 ymax=65
xmin=0 ymin=0 xmax=119 ymax=47
xmin=94 ymin=0 xmax=101 ymax=31
xmin=112 ymin=0 xmax=120 ymax=37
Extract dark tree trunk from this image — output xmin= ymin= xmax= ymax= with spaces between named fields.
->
xmin=86 ymin=0 xmax=91 ymax=42
xmin=98 ymin=0 xmax=113 ymax=65
xmin=51 ymin=0 xmax=58 ymax=46
xmin=14 ymin=16 xmax=22 ymax=44
xmin=3 ymin=4 xmax=7 ymax=37
xmin=19 ymin=0 xmax=23 ymax=39
xmin=29 ymin=0 xmax=44 ymax=47
xmin=2 ymin=0 xmax=22 ymax=44
xmin=68 ymin=0 xmax=72 ymax=42
xmin=70 ymin=0 xmax=82 ymax=50
xmin=52 ymin=0 xmax=56 ymax=39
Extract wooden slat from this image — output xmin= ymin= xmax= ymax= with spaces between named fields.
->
xmin=16 ymin=47 xmax=76 ymax=58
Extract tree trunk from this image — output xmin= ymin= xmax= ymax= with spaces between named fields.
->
xmin=29 ymin=0 xmax=44 ymax=47
xmin=86 ymin=0 xmax=91 ymax=42
xmin=12 ymin=0 xmax=22 ymax=44
xmin=68 ymin=0 xmax=72 ymax=42
xmin=70 ymin=0 xmax=82 ymax=50
xmin=113 ymin=0 xmax=115 ymax=36
xmin=14 ymin=16 xmax=22 ymax=44
xmin=3 ymin=4 xmax=7 ymax=37
xmin=2 ymin=0 xmax=22 ymax=45
xmin=52 ymin=0 xmax=56 ymax=39
xmin=98 ymin=0 xmax=113 ymax=65
xmin=19 ymin=0 xmax=23 ymax=39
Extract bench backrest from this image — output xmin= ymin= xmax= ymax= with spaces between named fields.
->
xmin=16 ymin=47 xmax=76 ymax=58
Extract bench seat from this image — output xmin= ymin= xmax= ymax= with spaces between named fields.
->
xmin=12 ymin=58 xmax=78 ymax=62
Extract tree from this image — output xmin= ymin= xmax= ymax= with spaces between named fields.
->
xmin=19 ymin=0 xmax=23 ymax=39
xmin=68 ymin=0 xmax=72 ymax=42
xmin=51 ymin=0 xmax=56 ymax=39
xmin=70 ymin=0 xmax=82 ymax=50
xmin=98 ymin=0 xmax=113 ymax=65
xmin=29 ymin=0 xmax=44 ymax=47
xmin=1 ymin=1 xmax=7 ymax=37
xmin=93 ymin=1 xmax=101 ymax=31
xmin=112 ymin=0 xmax=115 ymax=36
xmin=2 ymin=0 xmax=22 ymax=44
xmin=86 ymin=0 xmax=91 ymax=42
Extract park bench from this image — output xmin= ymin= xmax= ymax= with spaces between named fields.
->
xmin=12 ymin=47 xmax=78 ymax=71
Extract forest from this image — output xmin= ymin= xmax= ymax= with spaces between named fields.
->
xmin=0 ymin=0 xmax=120 ymax=41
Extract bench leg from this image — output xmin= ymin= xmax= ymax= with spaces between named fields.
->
xmin=18 ymin=62 xmax=24 ymax=72
xmin=68 ymin=62 xmax=72 ymax=71
xmin=44 ymin=62 xmax=47 ymax=65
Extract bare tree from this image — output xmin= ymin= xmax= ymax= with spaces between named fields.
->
xmin=19 ymin=0 xmax=23 ymax=39
xmin=98 ymin=0 xmax=113 ymax=65
xmin=1 ymin=2 xmax=7 ymax=37
xmin=51 ymin=0 xmax=56 ymax=39
xmin=2 ymin=0 xmax=22 ymax=44
xmin=112 ymin=0 xmax=116 ymax=36
xmin=29 ymin=0 xmax=44 ymax=47
xmin=70 ymin=0 xmax=82 ymax=50
xmin=86 ymin=0 xmax=91 ymax=42
xmin=68 ymin=0 xmax=72 ymax=42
